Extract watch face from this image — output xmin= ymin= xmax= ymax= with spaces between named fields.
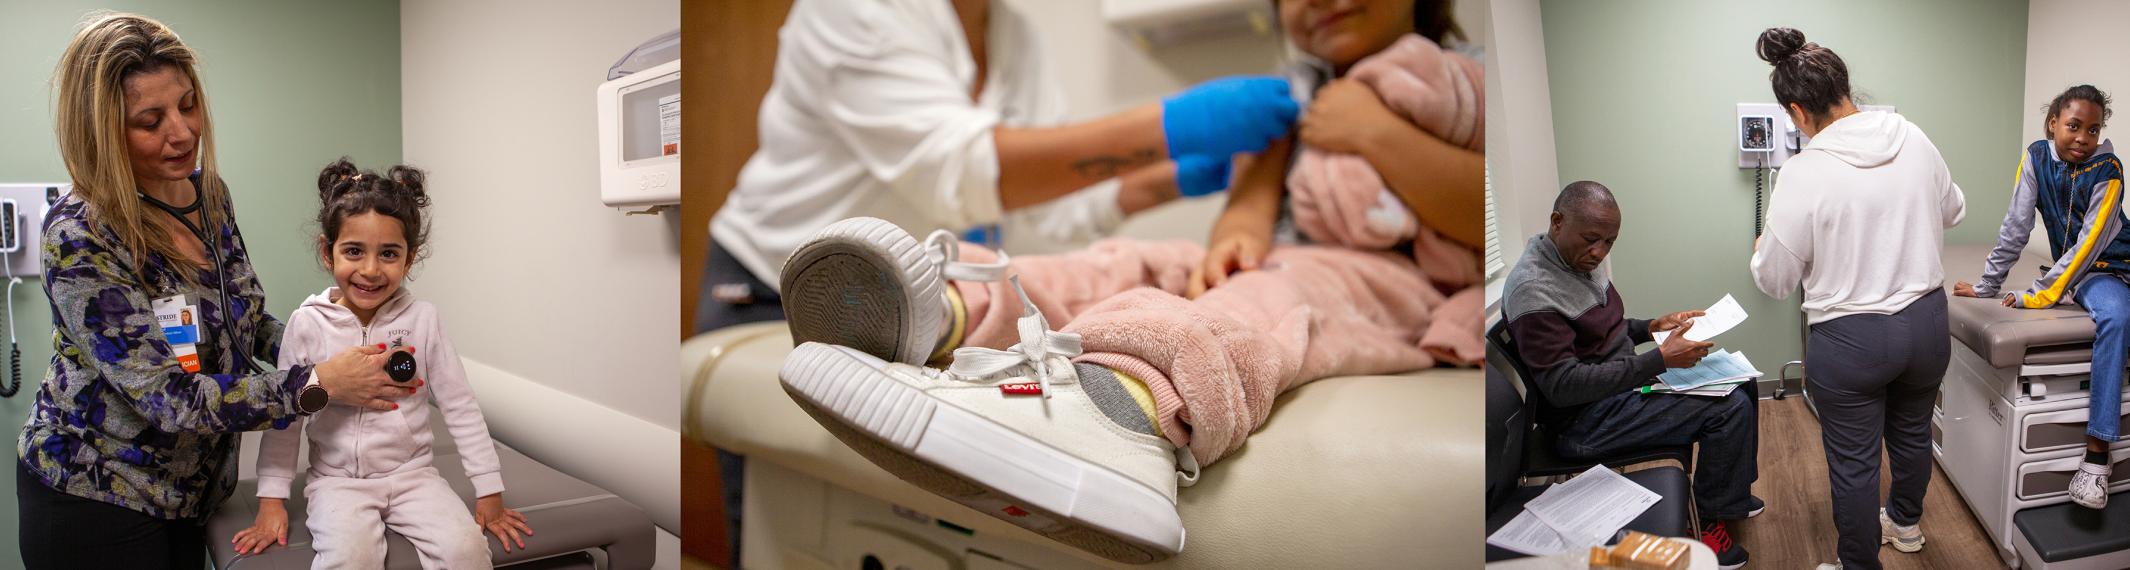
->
xmin=386 ymin=351 xmax=418 ymax=382
xmin=301 ymin=384 xmax=330 ymax=414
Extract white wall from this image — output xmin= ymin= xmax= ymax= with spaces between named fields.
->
xmin=1483 ymin=0 xmax=1558 ymax=306
xmin=398 ymin=0 xmax=681 ymax=540
xmin=2022 ymin=0 xmax=2130 ymax=150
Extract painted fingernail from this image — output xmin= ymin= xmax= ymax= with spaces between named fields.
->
xmin=377 ymin=343 xmax=387 ymax=349
xmin=408 ymin=346 xmax=416 ymax=354
xmin=392 ymin=403 xmax=399 ymax=410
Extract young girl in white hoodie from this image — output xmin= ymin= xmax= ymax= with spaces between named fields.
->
xmin=230 ymin=159 xmax=533 ymax=568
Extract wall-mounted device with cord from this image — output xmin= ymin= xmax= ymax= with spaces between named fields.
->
xmin=0 ymin=183 xmax=57 ymax=397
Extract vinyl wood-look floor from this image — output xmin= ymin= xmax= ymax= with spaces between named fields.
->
xmin=1720 ymin=396 xmax=2007 ymax=569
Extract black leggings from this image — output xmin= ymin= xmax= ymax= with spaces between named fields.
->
xmin=17 ymin=461 xmax=206 ymax=570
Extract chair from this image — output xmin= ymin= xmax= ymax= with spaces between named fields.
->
xmin=1485 ymin=320 xmax=1696 ymax=478
xmin=1485 ymin=340 xmax=1693 ymax=561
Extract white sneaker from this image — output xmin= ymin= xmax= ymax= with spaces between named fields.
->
xmin=779 ymin=282 xmax=1189 ymax=563
xmin=780 ymin=217 xmax=1008 ymax=365
xmin=1815 ymin=564 xmax=1841 ymax=570
xmin=2069 ymin=461 xmax=2111 ymax=509
xmin=1880 ymin=508 xmax=1924 ymax=552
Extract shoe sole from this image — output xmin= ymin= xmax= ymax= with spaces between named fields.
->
xmin=780 ymin=217 xmax=942 ymax=365
xmin=780 ymin=342 xmax=1185 ymax=563
xmin=1883 ymin=535 xmax=1925 ymax=553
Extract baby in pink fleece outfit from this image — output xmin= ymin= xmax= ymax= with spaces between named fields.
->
xmin=234 ymin=160 xmax=531 ymax=568
xmin=945 ymin=0 xmax=1486 ymax=468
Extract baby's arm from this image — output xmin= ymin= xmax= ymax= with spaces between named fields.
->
xmin=1193 ymin=137 xmax=1293 ymax=297
xmin=423 ymin=314 xmax=532 ymax=551
xmin=1300 ymin=80 xmax=1483 ymax=248
xmin=236 ymin=312 xmax=321 ymax=554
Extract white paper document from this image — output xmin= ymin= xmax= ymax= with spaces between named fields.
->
xmin=1487 ymin=509 xmax=1575 ymax=556
xmin=1651 ymin=294 xmax=1748 ymax=345
xmin=1657 ymin=349 xmax=1762 ymax=390
xmin=1521 ymin=465 xmax=1663 ymax=547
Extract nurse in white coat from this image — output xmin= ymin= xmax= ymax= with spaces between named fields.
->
xmin=698 ymin=0 xmax=1299 ymax=333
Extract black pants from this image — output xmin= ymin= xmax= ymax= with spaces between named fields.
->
xmin=694 ymin=238 xmax=787 ymax=569
xmin=693 ymin=238 xmax=786 ymax=335
xmin=1557 ymin=386 xmax=1761 ymax=521
xmin=1807 ymin=289 xmax=1949 ymax=570
xmin=17 ymin=461 xmax=205 ymax=569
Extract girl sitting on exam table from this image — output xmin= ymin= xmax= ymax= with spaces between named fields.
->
xmin=1956 ymin=84 xmax=2127 ymax=509
xmin=232 ymin=160 xmax=533 ymax=568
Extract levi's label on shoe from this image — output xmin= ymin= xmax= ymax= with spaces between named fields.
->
xmin=965 ymin=496 xmax=1057 ymax=530
xmin=1000 ymin=382 xmax=1044 ymax=396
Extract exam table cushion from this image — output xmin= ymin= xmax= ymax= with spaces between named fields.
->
xmin=1482 ymin=466 xmax=1692 ymax=562
xmin=1942 ymin=244 xmax=2099 ymax=368
xmin=205 ymin=443 xmax=656 ymax=569
xmin=684 ymin=321 xmax=1483 ymax=568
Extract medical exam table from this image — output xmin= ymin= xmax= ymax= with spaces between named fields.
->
xmin=1938 ymin=244 xmax=2130 ymax=569
xmin=683 ymin=319 xmax=1480 ymax=568
xmin=205 ymin=424 xmax=657 ymax=569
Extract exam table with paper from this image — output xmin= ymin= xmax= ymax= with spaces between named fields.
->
xmin=1937 ymin=244 xmax=2130 ymax=569
xmin=202 ymin=419 xmax=658 ymax=569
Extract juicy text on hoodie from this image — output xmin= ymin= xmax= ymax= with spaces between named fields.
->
xmin=1750 ymin=110 xmax=1967 ymax=324
xmin=255 ymin=288 xmax=504 ymax=500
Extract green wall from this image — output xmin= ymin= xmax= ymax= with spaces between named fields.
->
xmin=1539 ymin=0 xmax=2027 ymax=372
xmin=0 ymin=1 xmax=398 ymax=564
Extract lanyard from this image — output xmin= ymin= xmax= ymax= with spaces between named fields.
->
xmin=137 ymin=190 xmax=262 ymax=376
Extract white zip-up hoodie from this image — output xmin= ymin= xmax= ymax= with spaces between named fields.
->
xmin=255 ymin=288 xmax=504 ymax=500
xmin=1750 ymin=110 xmax=1967 ymax=323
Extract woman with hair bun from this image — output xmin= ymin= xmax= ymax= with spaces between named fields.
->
xmin=1746 ymin=27 xmax=1966 ymax=570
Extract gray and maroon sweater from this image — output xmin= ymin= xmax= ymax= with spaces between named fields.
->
xmin=1502 ymin=234 xmax=1664 ymax=418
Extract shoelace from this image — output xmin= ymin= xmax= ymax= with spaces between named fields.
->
xmin=944 ymin=275 xmax=1081 ymax=398
xmin=1699 ymin=522 xmax=1734 ymax=553
xmin=925 ymin=229 xmax=1010 ymax=282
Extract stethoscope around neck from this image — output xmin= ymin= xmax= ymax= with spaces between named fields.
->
xmin=137 ymin=187 xmax=263 ymax=376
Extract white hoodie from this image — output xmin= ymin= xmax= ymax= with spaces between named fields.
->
xmin=1750 ymin=110 xmax=1967 ymax=324
xmin=255 ymin=288 xmax=504 ymax=500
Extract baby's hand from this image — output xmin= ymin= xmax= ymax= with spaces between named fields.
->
xmin=1191 ymin=228 xmax=1271 ymax=298
xmin=476 ymin=494 xmax=533 ymax=553
xmin=233 ymin=498 xmax=289 ymax=555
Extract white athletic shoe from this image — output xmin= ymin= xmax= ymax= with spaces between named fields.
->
xmin=1815 ymin=564 xmax=1842 ymax=570
xmin=780 ymin=217 xmax=1008 ymax=365
xmin=1880 ymin=508 xmax=1924 ymax=552
xmin=2069 ymin=461 xmax=2111 ymax=509
xmin=779 ymin=282 xmax=1192 ymax=563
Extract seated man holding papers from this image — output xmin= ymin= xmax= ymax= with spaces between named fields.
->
xmin=1502 ymin=181 xmax=1760 ymax=569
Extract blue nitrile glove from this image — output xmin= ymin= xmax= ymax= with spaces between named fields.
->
xmin=1162 ymin=76 xmax=1300 ymax=160
xmin=1174 ymin=153 xmax=1234 ymax=198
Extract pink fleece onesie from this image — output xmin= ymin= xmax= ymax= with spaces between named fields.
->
xmin=257 ymin=288 xmax=501 ymax=569
xmin=949 ymin=241 xmax=1484 ymax=466
xmin=1287 ymin=33 xmax=1486 ymax=292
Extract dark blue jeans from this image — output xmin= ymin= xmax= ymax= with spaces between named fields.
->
xmin=2074 ymin=274 xmax=2128 ymax=442
xmin=1557 ymin=386 xmax=1760 ymax=521
xmin=1807 ymin=289 xmax=1948 ymax=570
xmin=694 ymin=239 xmax=785 ymax=569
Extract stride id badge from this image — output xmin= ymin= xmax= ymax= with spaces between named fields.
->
xmin=152 ymin=295 xmax=202 ymax=373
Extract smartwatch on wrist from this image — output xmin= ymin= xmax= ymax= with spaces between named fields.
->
xmin=297 ymin=380 xmax=329 ymax=416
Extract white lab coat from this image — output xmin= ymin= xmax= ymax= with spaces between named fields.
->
xmin=711 ymin=0 xmax=1125 ymax=287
